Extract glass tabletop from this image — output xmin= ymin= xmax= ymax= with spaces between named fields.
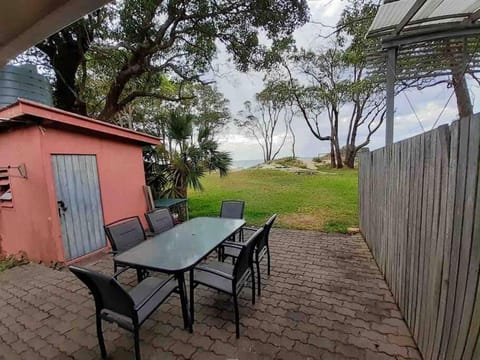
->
xmin=114 ymin=217 xmax=245 ymax=273
xmin=154 ymin=198 xmax=187 ymax=208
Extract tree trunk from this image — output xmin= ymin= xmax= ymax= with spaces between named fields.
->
xmin=99 ymin=82 xmax=125 ymax=121
xmin=332 ymin=110 xmax=343 ymax=169
xmin=289 ymin=118 xmax=296 ymax=158
xmin=38 ymin=42 xmax=85 ymax=114
xmin=177 ymin=185 xmax=187 ymax=198
xmin=345 ymin=144 xmax=356 ymax=168
xmin=98 ymin=54 xmax=146 ymax=121
xmin=36 ymin=18 xmax=99 ymax=116
xmin=452 ymin=71 xmax=473 ymax=118
xmin=345 ymin=123 xmax=358 ymax=168
xmin=444 ymin=39 xmax=473 ymax=119
xmin=174 ymin=174 xmax=188 ymax=198
xmin=334 ymin=137 xmax=343 ymax=169
xmin=330 ymin=142 xmax=336 ymax=168
xmin=55 ymin=53 xmax=81 ymax=112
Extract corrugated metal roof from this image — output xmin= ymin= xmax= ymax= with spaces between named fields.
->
xmin=369 ymin=0 xmax=416 ymax=34
xmin=368 ymin=0 xmax=480 ymax=37
xmin=413 ymin=0 xmax=478 ymax=20
xmin=412 ymin=0 xmax=443 ymax=20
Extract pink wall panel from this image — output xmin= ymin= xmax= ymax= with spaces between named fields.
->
xmin=0 ymin=125 xmax=149 ymax=264
xmin=0 ymin=127 xmax=64 ymax=263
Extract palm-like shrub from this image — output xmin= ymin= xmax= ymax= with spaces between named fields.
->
xmin=146 ymin=110 xmax=231 ymax=198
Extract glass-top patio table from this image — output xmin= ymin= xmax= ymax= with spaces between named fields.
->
xmin=114 ymin=217 xmax=246 ymax=331
xmin=154 ymin=198 xmax=189 ymax=220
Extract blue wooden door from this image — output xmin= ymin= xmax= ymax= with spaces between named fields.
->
xmin=51 ymin=155 xmax=105 ymax=260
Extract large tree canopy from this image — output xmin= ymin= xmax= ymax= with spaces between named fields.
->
xmin=31 ymin=0 xmax=309 ymax=121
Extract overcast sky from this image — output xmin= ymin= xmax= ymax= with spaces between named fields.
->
xmin=212 ymin=0 xmax=480 ymax=161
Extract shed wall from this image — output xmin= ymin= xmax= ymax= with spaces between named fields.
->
xmin=0 ymin=127 xmax=61 ymax=263
xmin=0 ymin=124 xmax=149 ymax=264
xmin=40 ymin=126 xmax=148 ymax=227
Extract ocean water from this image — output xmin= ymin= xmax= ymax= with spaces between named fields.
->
xmin=231 ymin=159 xmax=263 ymax=170
xmin=231 ymin=157 xmax=316 ymax=170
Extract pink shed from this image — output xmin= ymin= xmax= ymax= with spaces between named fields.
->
xmin=0 ymin=99 xmax=160 ymax=265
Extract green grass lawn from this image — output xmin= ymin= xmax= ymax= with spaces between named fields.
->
xmin=188 ymin=168 xmax=358 ymax=233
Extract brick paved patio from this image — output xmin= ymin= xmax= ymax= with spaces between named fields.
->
xmin=0 ymin=230 xmax=421 ymax=360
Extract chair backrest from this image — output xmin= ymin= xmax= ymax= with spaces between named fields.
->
xmin=257 ymin=214 xmax=277 ymax=253
xmin=69 ymin=265 xmax=134 ymax=319
xmin=145 ymin=208 xmax=174 ymax=234
xmin=220 ymin=200 xmax=245 ymax=219
xmin=234 ymin=227 xmax=264 ymax=281
xmin=104 ymin=216 xmax=146 ymax=253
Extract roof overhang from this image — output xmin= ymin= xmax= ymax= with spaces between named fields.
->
xmin=0 ymin=99 xmax=160 ymax=146
xmin=367 ymin=0 xmax=480 ymax=45
xmin=0 ymin=0 xmax=111 ymax=66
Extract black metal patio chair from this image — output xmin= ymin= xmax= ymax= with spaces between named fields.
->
xmin=220 ymin=200 xmax=245 ymax=219
xmin=145 ymin=208 xmax=175 ymax=235
xmin=104 ymin=216 xmax=147 ymax=281
xmin=222 ymin=214 xmax=277 ymax=295
xmin=69 ymin=265 xmax=182 ymax=360
xmin=190 ymin=227 xmax=264 ymax=338
xmin=220 ymin=200 xmax=245 ymax=243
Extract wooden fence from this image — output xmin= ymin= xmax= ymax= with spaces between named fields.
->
xmin=359 ymin=114 xmax=480 ymax=360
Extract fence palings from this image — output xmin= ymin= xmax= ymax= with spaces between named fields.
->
xmin=358 ymin=114 xmax=480 ymax=360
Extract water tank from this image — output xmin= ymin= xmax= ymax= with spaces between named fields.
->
xmin=0 ymin=64 xmax=53 ymax=109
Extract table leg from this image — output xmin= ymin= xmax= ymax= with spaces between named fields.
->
xmin=177 ymin=272 xmax=192 ymax=332
xmin=189 ymin=269 xmax=194 ymax=323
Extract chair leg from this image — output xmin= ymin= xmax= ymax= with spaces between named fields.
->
xmin=136 ymin=269 xmax=143 ymax=283
xmin=267 ymin=247 xmax=271 ymax=275
xmin=256 ymin=260 xmax=261 ymax=296
xmin=250 ymin=266 xmax=255 ymax=305
xmin=134 ymin=327 xmax=141 ymax=360
xmin=233 ymin=293 xmax=240 ymax=338
xmin=96 ymin=313 xmax=107 ymax=359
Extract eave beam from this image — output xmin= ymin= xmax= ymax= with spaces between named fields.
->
xmin=469 ymin=9 xmax=480 ymax=22
xmin=382 ymin=25 xmax=480 ymax=48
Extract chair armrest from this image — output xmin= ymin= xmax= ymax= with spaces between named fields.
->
xmin=222 ymin=241 xmax=244 ymax=249
xmin=133 ymin=276 xmax=176 ymax=311
xmin=195 ymin=265 xmax=234 ymax=280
